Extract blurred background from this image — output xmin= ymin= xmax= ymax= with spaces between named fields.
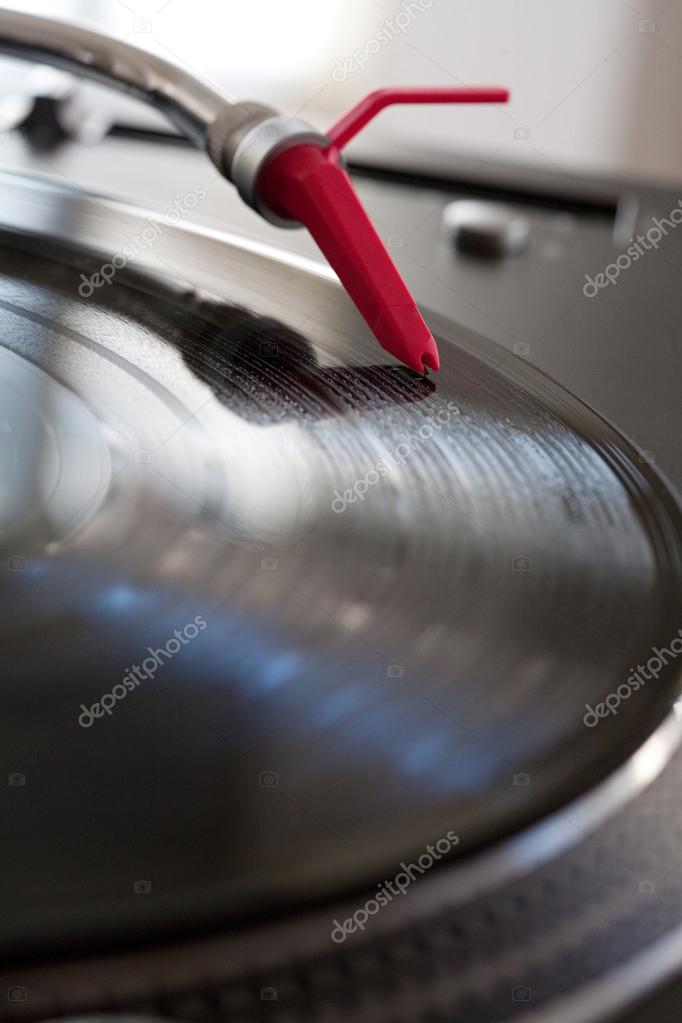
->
xmin=0 ymin=0 xmax=679 ymax=480
xmin=1 ymin=0 xmax=681 ymax=187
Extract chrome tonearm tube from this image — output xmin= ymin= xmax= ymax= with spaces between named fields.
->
xmin=0 ymin=8 xmax=325 ymax=223
xmin=0 ymin=9 xmax=507 ymax=372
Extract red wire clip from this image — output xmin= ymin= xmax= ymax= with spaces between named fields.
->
xmin=259 ymin=86 xmax=509 ymax=373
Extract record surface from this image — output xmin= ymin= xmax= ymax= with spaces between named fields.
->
xmin=1 ymin=174 xmax=682 ymax=960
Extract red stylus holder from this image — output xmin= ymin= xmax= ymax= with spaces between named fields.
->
xmin=259 ymin=87 xmax=509 ymax=373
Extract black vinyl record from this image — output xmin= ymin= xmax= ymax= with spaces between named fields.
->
xmin=1 ymin=174 xmax=681 ymax=1022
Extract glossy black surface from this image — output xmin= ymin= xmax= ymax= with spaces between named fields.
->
xmin=1 ymin=185 xmax=682 ymax=960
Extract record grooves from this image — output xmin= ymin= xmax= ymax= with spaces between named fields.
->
xmin=1 ymin=175 xmax=682 ymax=1022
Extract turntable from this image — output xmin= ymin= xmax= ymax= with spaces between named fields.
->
xmin=2 ymin=11 xmax=682 ymax=1023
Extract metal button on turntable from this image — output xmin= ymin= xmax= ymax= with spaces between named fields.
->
xmin=442 ymin=199 xmax=530 ymax=257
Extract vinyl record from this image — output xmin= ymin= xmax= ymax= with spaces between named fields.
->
xmin=1 ymin=173 xmax=681 ymax=970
